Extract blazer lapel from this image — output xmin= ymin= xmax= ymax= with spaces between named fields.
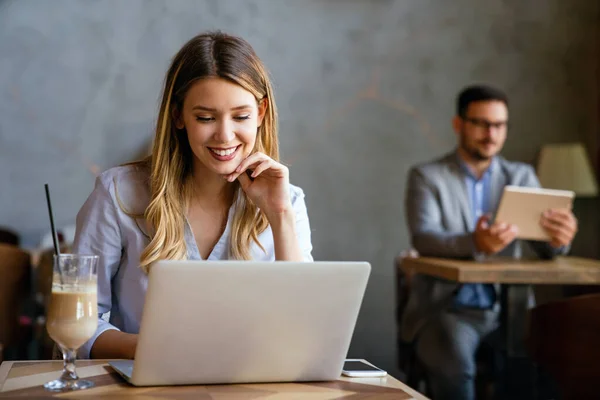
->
xmin=447 ymin=155 xmax=473 ymax=230
xmin=489 ymin=158 xmax=508 ymax=220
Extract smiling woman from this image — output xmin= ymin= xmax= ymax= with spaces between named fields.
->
xmin=175 ymin=78 xmax=267 ymax=177
xmin=71 ymin=31 xmax=313 ymax=361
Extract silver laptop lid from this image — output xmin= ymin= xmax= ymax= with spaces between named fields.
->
xmin=131 ymin=261 xmax=370 ymax=386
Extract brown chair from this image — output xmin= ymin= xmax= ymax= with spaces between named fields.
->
xmin=395 ymin=252 xmax=429 ymax=394
xmin=0 ymin=244 xmax=31 ymax=359
xmin=0 ymin=227 xmax=19 ymax=246
xmin=527 ymin=293 xmax=600 ymax=399
xmin=395 ymin=252 xmax=498 ymax=400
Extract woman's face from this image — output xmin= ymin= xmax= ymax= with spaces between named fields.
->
xmin=176 ymin=77 xmax=267 ymax=176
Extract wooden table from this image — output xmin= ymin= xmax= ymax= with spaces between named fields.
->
xmin=399 ymin=256 xmax=600 ymax=285
xmin=0 ymin=360 xmax=430 ymax=399
xmin=397 ymin=255 xmax=600 ymax=397
xmin=396 ymin=257 xmax=600 ymax=357
xmin=398 ymin=256 xmax=600 ymax=355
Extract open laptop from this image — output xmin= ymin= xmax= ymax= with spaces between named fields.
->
xmin=109 ymin=261 xmax=370 ymax=386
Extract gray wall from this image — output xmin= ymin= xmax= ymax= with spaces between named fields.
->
xmin=1 ymin=0 xmax=598 ymax=375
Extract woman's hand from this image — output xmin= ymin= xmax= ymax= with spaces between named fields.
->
xmin=226 ymin=152 xmax=302 ymax=261
xmin=90 ymin=330 xmax=138 ymax=359
xmin=225 ymin=152 xmax=292 ymax=221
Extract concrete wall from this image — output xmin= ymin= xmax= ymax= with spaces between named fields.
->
xmin=1 ymin=0 xmax=597 ymax=375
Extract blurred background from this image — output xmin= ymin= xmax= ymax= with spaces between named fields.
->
xmin=0 ymin=0 xmax=598 ymax=382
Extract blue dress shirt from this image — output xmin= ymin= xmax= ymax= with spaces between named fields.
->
xmin=454 ymin=158 xmax=497 ymax=309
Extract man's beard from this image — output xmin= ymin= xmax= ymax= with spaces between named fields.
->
xmin=460 ymin=135 xmax=494 ymax=161
xmin=467 ymin=146 xmax=490 ymax=161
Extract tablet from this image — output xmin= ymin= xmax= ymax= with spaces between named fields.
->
xmin=494 ymin=185 xmax=575 ymax=241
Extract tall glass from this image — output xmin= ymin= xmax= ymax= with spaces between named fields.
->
xmin=44 ymin=254 xmax=98 ymax=392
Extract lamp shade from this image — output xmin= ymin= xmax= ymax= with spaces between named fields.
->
xmin=537 ymin=143 xmax=599 ymax=196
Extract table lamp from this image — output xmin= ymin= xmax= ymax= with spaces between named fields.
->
xmin=536 ymin=143 xmax=598 ymax=196
xmin=537 ymin=142 xmax=600 ymax=291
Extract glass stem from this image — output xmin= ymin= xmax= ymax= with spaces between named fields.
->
xmin=60 ymin=348 xmax=79 ymax=382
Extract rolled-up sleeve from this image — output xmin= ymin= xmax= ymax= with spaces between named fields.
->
xmin=73 ymin=174 xmax=123 ymax=358
xmin=291 ymin=187 xmax=313 ymax=261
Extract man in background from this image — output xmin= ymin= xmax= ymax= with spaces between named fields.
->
xmin=401 ymin=85 xmax=577 ymax=400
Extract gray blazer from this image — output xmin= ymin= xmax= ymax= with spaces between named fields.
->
xmin=400 ymin=151 xmax=566 ymax=342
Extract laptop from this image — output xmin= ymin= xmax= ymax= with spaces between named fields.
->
xmin=109 ymin=261 xmax=370 ymax=386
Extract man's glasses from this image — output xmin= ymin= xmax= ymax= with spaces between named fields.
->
xmin=462 ymin=117 xmax=508 ymax=130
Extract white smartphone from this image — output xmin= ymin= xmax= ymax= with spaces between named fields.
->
xmin=341 ymin=359 xmax=387 ymax=377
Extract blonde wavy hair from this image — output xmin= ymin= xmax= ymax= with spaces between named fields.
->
xmin=137 ymin=31 xmax=279 ymax=272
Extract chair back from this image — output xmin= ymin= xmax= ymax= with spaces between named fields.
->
xmin=0 ymin=227 xmax=19 ymax=246
xmin=395 ymin=249 xmax=422 ymax=388
xmin=527 ymin=293 xmax=600 ymax=399
xmin=0 ymin=244 xmax=31 ymax=350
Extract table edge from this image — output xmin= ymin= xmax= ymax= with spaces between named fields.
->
xmin=397 ymin=255 xmax=600 ymax=284
xmin=0 ymin=360 xmax=428 ymax=399
xmin=394 ymin=379 xmax=429 ymax=400
xmin=0 ymin=361 xmax=14 ymax=392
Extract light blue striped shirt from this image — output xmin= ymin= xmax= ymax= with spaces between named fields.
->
xmin=73 ymin=164 xmax=313 ymax=358
xmin=454 ymin=157 xmax=497 ymax=309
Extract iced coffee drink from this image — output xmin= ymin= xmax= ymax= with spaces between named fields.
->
xmin=44 ymin=254 xmax=98 ymax=392
xmin=47 ymin=286 xmax=98 ymax=351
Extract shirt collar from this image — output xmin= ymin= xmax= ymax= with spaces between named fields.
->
xmin=455 ymin=150 xmax=496 ymax=181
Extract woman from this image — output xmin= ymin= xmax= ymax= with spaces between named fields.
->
xmin=74 ymin=31 xmax=313 ymax=360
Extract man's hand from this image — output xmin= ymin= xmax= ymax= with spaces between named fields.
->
xmin=473 ymin=215 xmax=519 ymax=255
xmin=540 ymin=208 xmax=577 ymax=248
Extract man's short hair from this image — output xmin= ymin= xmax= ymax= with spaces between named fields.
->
xmin=457 ymin=85 xmax=508 ymax=117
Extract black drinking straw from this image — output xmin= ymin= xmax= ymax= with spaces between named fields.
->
xmin=45 ymin=184 xmax=61 ymax=257
xmin=45 ymin=184 xmax=63 ymax=286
